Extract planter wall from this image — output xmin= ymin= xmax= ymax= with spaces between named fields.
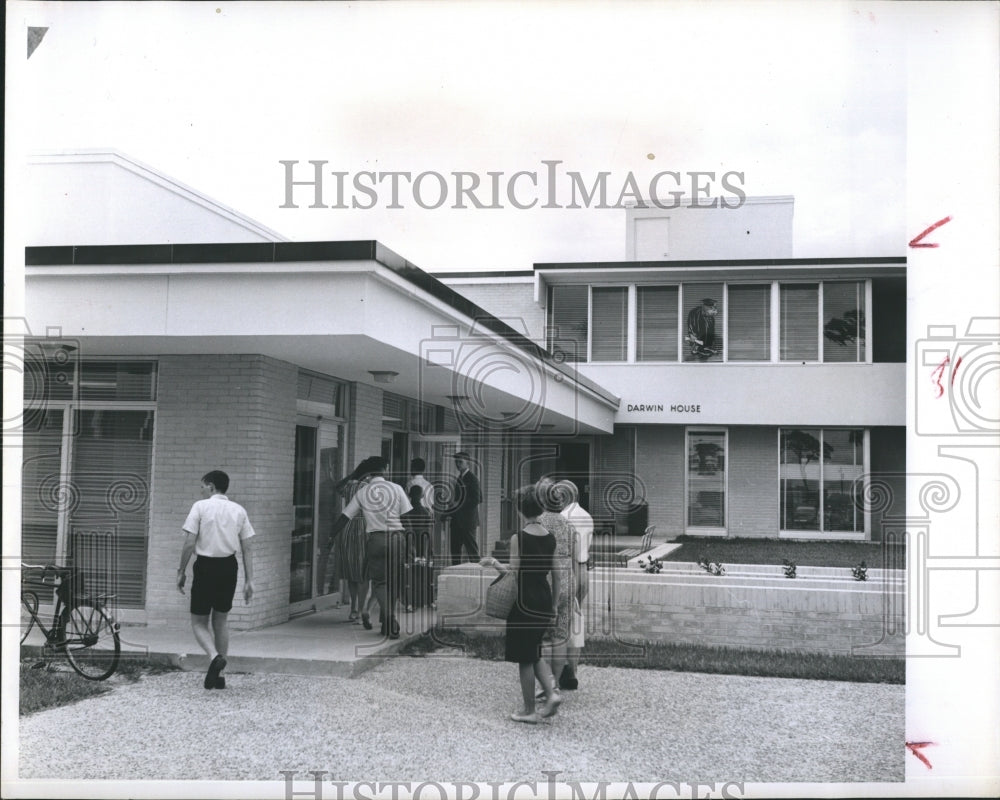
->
xmin=436 ymin=563 xmax=905 ymax=658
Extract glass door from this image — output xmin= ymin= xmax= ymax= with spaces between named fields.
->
xmin=315 ymin=421 xmax=345 ymax=598
xmin=290 ymin=424 xmax=317 ymax=605
xmin=686 ymin=429 xmax=727 ymax=533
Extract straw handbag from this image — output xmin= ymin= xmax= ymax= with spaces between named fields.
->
xmin=485 ymin=570 xmax=516 ymax=619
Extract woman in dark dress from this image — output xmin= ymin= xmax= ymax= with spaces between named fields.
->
xmin=480 ymin=486 xmax=562 ymax=724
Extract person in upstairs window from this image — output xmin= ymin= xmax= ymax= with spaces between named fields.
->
xmin=685 ymin=297 xmax=719 ymax=360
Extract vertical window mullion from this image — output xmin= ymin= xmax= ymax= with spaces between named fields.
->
xmin=722 ymin=284 xmax=729 ymax=362
xmin=55 ymin=403 xmax=75 ymax=563
xmin=818 ymin=282 xmax=825 ymax=363
xmin=627 ymin=284 xmax=637 ymax=363
xmin=587 ymin=287 xmax=593 ymax=362
xmin=865 ymin=279 xmax=873 ymax=364
xmin=770 ymin=282 xmax=780 ymax=362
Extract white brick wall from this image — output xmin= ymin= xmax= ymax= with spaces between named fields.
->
xmin=147 ymin=354 xmax=297 ymax=630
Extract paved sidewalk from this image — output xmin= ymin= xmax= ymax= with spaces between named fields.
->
xmin=24 ymin=602 xmax=437 ymax=678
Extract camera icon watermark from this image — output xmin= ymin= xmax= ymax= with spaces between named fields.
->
xmin=2 ymin=318 xmax=80 ymax=444
xmin=915 ymin=317 xmax=999 ymax=437
xmin=417 ymin=318 xmax=581 ymax=436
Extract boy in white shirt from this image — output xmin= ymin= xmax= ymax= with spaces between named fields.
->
xmin=177 ymin=470 xmax=255 ymax=690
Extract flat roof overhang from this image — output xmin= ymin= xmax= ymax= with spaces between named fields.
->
xmin=24 ymin=242 xmax=620 ymax=435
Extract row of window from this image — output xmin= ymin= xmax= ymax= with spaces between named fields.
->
xmin=685 ymin=427 xmax=865 ymax=534
xmin=547 ymin=281 xmax=868 ymax=363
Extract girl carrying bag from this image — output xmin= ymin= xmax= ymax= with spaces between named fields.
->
xmin=485 ymin=569 xmax=516 ymax=619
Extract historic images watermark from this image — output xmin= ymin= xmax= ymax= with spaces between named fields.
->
xmin=279 ymin=771 xmax=746 ymax=800
xmin=279 ymin=160 xmax=746 ymax=211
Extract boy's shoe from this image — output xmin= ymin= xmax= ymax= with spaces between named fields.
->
xmin=204 ymin=655 xmax=226 ymax=689
xmin=559 ymin=666 xmax=578 ymax=690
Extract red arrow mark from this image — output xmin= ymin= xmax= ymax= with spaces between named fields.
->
xmin=909 ymin=216 xmax=952 ymax=248
xmin=906 ymin=741 xmax=935 ymax=769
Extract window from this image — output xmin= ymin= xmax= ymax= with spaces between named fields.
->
xmin=546 ymin=279 xmax=870 ymax=364
xmin=637 ymin=286 xmax=679 ymax=361
xmin=727 ymin=285 xmax=771 ymax=361
xmin=780 ymin=428 xmax=864 ymax=533
xmin=682 ymin=284 xmax=724 ymax=362
xmin=687 ymin=430 xmax=726 ymax=529
xmin=823 ymin=281 xmax=866 ymax=362
xmin=780 ymin=284 xmax=819 ymax=361
xmin=591 ymin=287 xmax=628 ymax=361
xmin=21 ymin=357 xmax=157 ymax=608
xmin=547 ymin=285 xmax=588 ymax=363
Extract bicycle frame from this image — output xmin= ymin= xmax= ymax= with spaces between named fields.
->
xmin=21 ymin=564 xmax=122 ymax=679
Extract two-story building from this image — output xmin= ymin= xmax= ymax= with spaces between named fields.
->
xmin=441 ymin=197 xmax=906 ymax=543
xmin=19 ymin=154 xmax=905 ymax=631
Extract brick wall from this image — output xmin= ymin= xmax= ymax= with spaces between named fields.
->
xmin=437 ymin=565 xmax=905 ymax=657
xmin=728 ymin=426 xmax=779 ymax=537
xmin=146 ymin=354 xmax=297 ymax=630
xmin=439 ymin=282 xmax=545 ymax=345
xmin=348 ymin=382 xmax=384 ymax=469
xmin=634 ymin=426 xmax=684 ymax=537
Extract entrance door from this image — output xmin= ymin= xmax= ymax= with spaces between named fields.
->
xmin=290 ymin=419 xmax=346 ymax=612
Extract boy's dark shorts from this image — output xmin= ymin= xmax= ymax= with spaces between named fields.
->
xmin=191 ymin=554 xmax=238 ymax=615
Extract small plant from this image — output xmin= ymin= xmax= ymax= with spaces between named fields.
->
xmin=852 ymin=560 xmax=868 ymax=581
xmin=697 ymin=556 xmax=726 ymax=576
xmin=638 ymin=556 xmax=663 ymax=574
xmin=782 ymin=558 xmax=797 ymax=579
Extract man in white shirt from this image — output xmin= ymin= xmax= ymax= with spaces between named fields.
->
xmin=330 ymin=456 xmax=412 ymax=638
xmin=556 ymin=479 xmax=593 ymax=690
xmin=177 ymin=470 xmax=255 ymax=690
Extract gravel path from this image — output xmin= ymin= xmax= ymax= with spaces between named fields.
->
xmin=17 ymin=657 xmax=903 ymax=784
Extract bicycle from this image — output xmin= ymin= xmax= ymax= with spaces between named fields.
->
xmin=20 ymin=562 xmax=121 ymax=681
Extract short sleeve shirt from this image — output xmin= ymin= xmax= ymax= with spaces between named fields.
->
xmin=406 ymin=474 xmax=436 ymax=515
xmin=343 ymin=477 xmax=412 ymax=532
xmin=182 ymin=494 xmax=256 ymax=557
xmin=561 ymin=501 xmax=594 ymax=563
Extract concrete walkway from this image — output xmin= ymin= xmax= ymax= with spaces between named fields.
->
xmin=24 ymin=601 xmax=437 ymax=679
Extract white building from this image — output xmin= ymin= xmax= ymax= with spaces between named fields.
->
xmin=20 ymin=153 xmax=905 ymax=628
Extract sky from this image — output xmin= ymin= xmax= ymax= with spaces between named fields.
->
xmin=10 ymin=0 xmax=911 ymax=271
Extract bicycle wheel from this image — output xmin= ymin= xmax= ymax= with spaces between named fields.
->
xmin=61 ymin=600 xmax=120 ymax=680
xmin=21 ymin=591 xmax=38 ymax=644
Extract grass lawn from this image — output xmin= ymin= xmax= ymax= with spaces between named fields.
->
xmin=658 ymin=537 xmax=905 ymax=569
xmin=20 ymin=655 xmax=179 ymax=716
xmin=402 ymin=629 xmax=904 ymax=684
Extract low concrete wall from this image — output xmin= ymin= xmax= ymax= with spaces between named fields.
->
xmin=436 ymin=563 xmax=905 ymax=658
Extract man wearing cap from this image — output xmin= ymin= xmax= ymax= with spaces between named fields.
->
xmin=685 ymin=297 xmax=719 ymax=360
xmin=329 ymin=456 xmax=411 ymax=638
xmin=442 ymin=451 xmax=481 ymax=565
